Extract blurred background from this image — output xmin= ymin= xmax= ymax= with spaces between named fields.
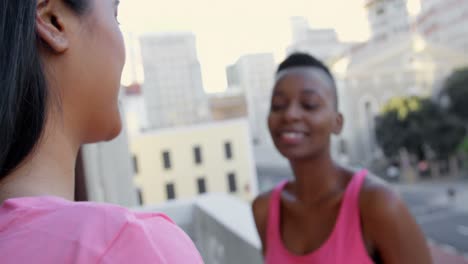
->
xmin=74 ymin=0 xmax=468 ymax=263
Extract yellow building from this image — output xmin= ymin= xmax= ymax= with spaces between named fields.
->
xmin=131 ymin=118 xmax=258 ymax=205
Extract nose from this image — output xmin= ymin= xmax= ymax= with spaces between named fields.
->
xmin=283 ymin=103 xmax=301 ymax=123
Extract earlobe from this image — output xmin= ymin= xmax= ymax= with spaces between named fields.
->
xmin=36 ymin=0 xmax=69 ymax=53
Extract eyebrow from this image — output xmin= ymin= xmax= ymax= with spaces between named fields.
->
xmin=301 ymin=89 xmax=318 ymax=96
xmin=272 ymin=89 xmax=318 ymax=97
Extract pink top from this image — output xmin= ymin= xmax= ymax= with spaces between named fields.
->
xmin=265 ymin=170 xmax=375 ymax=264
xmin=0 ymin=196 xmax=204 ymax=264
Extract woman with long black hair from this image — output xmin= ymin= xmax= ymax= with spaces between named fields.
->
xmin=0 ymin=1 xmax=203 ymax=263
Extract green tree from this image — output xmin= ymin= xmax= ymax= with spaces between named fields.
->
xmin=376 ymin=97 xmax=465 ymax=161
xmin=418 ymin=100 xmax=466 ymax=160
xmin=460 ymin=137 xmax=468 ymax=154
xmin=443 ymin=67 xmax=468 ymax=121
xmin=376 ymin=97 xmax=425 ymax=160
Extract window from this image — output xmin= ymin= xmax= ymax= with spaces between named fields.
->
xmin=162 ymin=151 xmax=171 ymax=169
xmin=197 ymin=178 xmax=207 ymax=194
xmin=166 ymin=183 xmax=176 ymax=200
xmin=132 ymin=155 xmax=139 ymax=174
xmin=193 ymin=146 xmax=202 ymax=165
xmin=227 ymin=172 xmax=237 ymax=193
xmin=224 ymin=141 xmax=233 ymax=160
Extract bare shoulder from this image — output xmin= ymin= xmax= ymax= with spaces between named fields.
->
xmin=358 ymin=173 xmax=432 ymax=263
xmin=252 ymin=190 xmax=273 ymax=251
xmin=359 ymin=173 xmax=403 ymax=216
xmin=252 ymin=190 xmax=273 ymax=229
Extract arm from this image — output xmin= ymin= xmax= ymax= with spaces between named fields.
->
xmin=252 ymin=193 xmax=270 ymax=256
xmin=361 ymin=186 xmax=432 ymax=264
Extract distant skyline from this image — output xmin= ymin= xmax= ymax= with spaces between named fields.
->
xmin=119 ymin=0 xmax=372 ymax=92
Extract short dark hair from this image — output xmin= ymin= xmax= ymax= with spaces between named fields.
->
xmin=0 ymin=0 xmax=89 ymax=179
xmin=276 ymin=53 xmax=338 ymax=109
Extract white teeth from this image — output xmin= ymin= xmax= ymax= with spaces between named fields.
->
xmin=282 ymin=132 xmax=304 ymax=139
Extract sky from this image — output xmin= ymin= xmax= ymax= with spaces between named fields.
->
xmin=118 ymin=0 xmax=372 ymax=92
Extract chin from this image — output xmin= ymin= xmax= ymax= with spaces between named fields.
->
xmin=84 ymin=111 xmax=123 ymax=143
xmin=103 ymin=116 xmax=123 ymax=142
xmin=277 ymin=147 xmax=308 ymax=160
xmin=276 ymin=145 xmax=323 ymax=161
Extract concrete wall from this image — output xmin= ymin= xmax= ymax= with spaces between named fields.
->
xmin=193 ymin=206 xmax=262 ymax=264
xmin=141 ymin=194 xmax=263 ymax=264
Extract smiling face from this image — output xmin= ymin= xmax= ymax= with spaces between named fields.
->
xmin=268 ymin=67 xmax=343 ymax=161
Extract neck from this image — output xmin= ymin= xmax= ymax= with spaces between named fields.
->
xmin=289 ymin=150 xmax=345 ymax=205
xmin=0 ymin=117 xmax=80 ymax=204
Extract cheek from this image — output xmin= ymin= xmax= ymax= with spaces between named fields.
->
xmin=93 ymin=24 xmax=125 ymax=98
xmin=113 ymin=29 xmax=126 ymax=71
xmin=307 ymin=113 xmax=335 ymax=135
xmin=105 ymin=24 xmax=125 ymax=77
xmin=267 ymin=114 xmax=278 ymax=132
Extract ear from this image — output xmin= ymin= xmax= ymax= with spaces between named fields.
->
xmin=332 ymin=112 xmax=344 ymax=135
xmin=36 ymin=0 xmax=69 ymax=53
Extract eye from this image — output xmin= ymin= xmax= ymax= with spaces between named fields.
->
xmin=302 ymin=103 xmax=319 ymax=111
xmin=270 ymin=97 xmax=287 ymax=112
xmin=271 ymin=104 xmax=286 ymax=112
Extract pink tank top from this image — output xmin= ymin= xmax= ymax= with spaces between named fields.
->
xmin=265 ymin=170 xmax=375 ymax=264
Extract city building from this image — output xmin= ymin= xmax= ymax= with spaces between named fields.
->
xmin=131 ymin=119 xmax=258 ymax=205
xmin=226 ymin=53 xmax=276 ymax=146
xmin=415 ymin=0 xmax=468 ymax=53
xmin=364 ymin=0 xmax=468 ymax=53
xmin=139 ymin=33 xmax=211 ymax=129
xmin=287 ymin=17 xmax=357 ymax=62
xmin=332 ymin=35 xmax=468 ymax=166
xmin=121 ymin=83 xmax=150 ymax=137
xmin=209 ymin=89 xmax=248 ymax=121
xmin=364 ymin=0 xmax=411 ymax=41
xmin=226 ymin=64 xmax=241 ymax=91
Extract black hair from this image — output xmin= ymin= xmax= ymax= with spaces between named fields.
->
xmin=276 ymin=53 xmax=338 ymax=110
xmin=0 ymin=0 xmax=89 ymax=180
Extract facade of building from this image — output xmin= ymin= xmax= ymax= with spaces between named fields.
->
xmin=365 ymin=0 xmax=411 ymax=41
xmin=209 ymin=89 xmax=248 ymax=121
xmin=226 ymin=54 xmax=276 ymax=146
xmin=364 ymin=0 xmax=468 ymax=53
xmin=332 ymin=35 xmax=468 ymax=166
xmin=121 ymin=83 xmax=151 ymax=137
xmin=226 ymin=64 xmax=241 ymax=91
xmin=416 ymin=0 xmax=468 ymax=53
xmin=287 ymin=17 xmax=356 ymax=62
xmin=139 ymin=33 xmax=211 ymax=129
xmin=131 ymin=119 xmax=258 ymax=205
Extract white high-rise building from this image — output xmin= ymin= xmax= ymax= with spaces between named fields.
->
xmin=363 ymin=0 xmax=468 ymax=52
xmin=365 ymin=0 xmax=411 ymax=41
xmin=416 ymin=0 xmax=468 ymax=53
xmin=140 ymin=33 xmax=210 ymax=129
xmin=287 ymin=17 xmax=356 ymax=62
xmin=226 ymin=54 xmax=276 ymax=146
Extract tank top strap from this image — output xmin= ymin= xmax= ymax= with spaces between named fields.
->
xmin=345 ymin=169 xmax=368 ymax=204
xmin=266 ymin=180 xmax=289 ymax=245
xmin=334 ymin=169 xmax=368 ymax=240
